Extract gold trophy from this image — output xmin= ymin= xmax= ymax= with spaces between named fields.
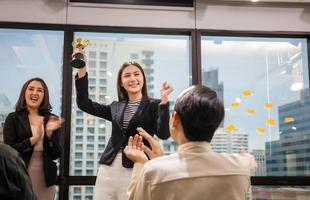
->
xmin=71 ymin=37 xmax=89 ymax=68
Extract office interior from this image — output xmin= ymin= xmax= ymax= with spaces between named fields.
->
xmin=0 ymin=0 xmax=310 ymax=199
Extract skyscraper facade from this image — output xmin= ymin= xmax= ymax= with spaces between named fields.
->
xmin=266 ymin=88 xmax=310 ymax=176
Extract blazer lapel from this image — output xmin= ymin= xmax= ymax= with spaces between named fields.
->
xmin=126 ymin=99 xmax=148 ymax=131
xmin=18 ymin=111 xmax=32 ymax=137
xmin=115 ymin=101 xmax=126 ymax=131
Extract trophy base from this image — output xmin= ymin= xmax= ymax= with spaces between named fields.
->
xmin=71 ymin=59 xmax=86 ymax=69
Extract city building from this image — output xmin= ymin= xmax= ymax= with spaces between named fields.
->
xmin=252 ymin=149 xmax=266 ymax=176
xmin=266 ymin=88 xmax=310 ymax=176
xmin=211 ymin=128 xmax=248 ymax=154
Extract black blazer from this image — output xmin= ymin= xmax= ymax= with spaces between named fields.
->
xmin=3 ymin=111 xmax=61 ymax=187
xmin=76 ymin=73 xmax=170 ymax=168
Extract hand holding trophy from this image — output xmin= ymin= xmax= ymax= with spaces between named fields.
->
xmin=71 ymin=37 xmax=89 ymax=68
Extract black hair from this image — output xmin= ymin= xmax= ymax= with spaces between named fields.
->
xmin=116 ymin=61 xmax=148 ymax=101
xmin=15 ymin=77 xmax=52 ymax=114
xmin=174 ymin=85 xmax=224 ymax=142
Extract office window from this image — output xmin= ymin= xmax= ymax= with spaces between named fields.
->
xmin=250 ymin=186 xmax=310 ymax=199
xmin=0 ymin=29 xmax=63 ymax=197
xmin=89 ymin=51 xmax=96 ymax=59
xmin=76 ymin=135 xmax=83 ymax=142
xmin=69 ymin=186 xmax=95 ymax=200
xmin=99 ymin=52 xmax=107 ymax=60
xmin=75 ymin=161 xmax=82 ymax=168
xmin=89 ymin=60 xmax=96 ymax=68
xmin=201 ymin=36 xmax=309 ymax=176
xmin=86 ymin=161 xmax=94 ymax=168
xmin=76 ymin=127 xmax=83 ymax=133
xmin=99 ymin=61 xmax=107 ymax=69
xmin=87 ymin=144 xmax=94 ymax=150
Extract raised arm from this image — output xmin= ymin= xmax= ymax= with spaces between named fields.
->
xmin=154 ymin=82 xmax=173 ymax=139
xmin=73 ymin=50 xmax=112 ymax=121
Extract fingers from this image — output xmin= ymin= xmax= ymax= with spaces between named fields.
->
xmin=137 ymin=127 xmax=160 ymax=150
xmin=132 ymin=134 xmax=143 ymax=150
xmin=143 ymin=145 xmax=154 ymax=159
xmin=128 ymin=136 xmax=133 ymax=147
xmin=161 ymin=82 xmax=173 ymax=94
xmin=136 ymin=127 xmax=153 ymax=143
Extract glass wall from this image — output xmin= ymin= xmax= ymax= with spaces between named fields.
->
xmin=69 ymin=32 xmax=191 ymax=199
xmin=0 ymin=28 xmax=64 ymax=198
xmin=250 ymin=186 xmax=310 ymax=199
xmin=1 ymin=25 xmax=309 ymax=200
xmin=201 ymin=36 xmax=309 ymax=176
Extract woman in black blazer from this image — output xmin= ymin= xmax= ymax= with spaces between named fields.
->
xmin=3 ymin=77 xmax=63 ymax=200
xmin=74 ymin=53 xmax=173 ymax=200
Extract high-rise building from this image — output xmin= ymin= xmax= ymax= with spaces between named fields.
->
xmin=211 ymin=128 xmax=248 ymax=154
xmin=266 ymin=88 xmax=310 ymax=176
xmin=202 ymin=69 xmax=224 ymax=102
xmin=252 ymin=149 xmax=266 ymax=176
xmin=202 ymin=69 xmax=224 ymax=127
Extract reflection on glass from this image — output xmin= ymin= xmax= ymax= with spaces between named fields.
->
xmin=70 ymin=31 xmax=190 ymax=199
xmin=201 ymin=36 xmax=309 ymax=177
xmin=69 ymin=186 xmax=94 ymax=200
xmin=250 ymin=186 xmax=310 ymax=200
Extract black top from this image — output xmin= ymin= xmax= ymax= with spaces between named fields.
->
xmin=75 ymin=73 xmax=170 ymax=168
xmin=0 ymin=143 xmax=36 ymax=200
xmin=3 ymin=111 xmax=61 ymax=187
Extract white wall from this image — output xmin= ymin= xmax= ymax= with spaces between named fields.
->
xmin=0 ymin=0 xmax=310 ymax=32
xmin=196 ymin=2 xmax=310 ymax=32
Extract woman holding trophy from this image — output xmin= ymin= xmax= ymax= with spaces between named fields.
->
xmin=72 ymin=38 xmax=173 ymax=200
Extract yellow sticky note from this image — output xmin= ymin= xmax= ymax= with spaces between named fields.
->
xmin=231 ymin=102 xmax=240 ymax=108
xmin=226 ymin=124 xmax=237 ymax=133
xmin=266 ymin=118 xmax=276 ymax=126
xmin=247 ymin=108 xmax=256 ymax=115
xmin=256 ymin=128 xmax=265 ymax=135
xmin=243 ymin=90 xmax=252 ymax=97
xmin=264 ymin=103 xmax=273 ymax=109
xmin=284 ymin=117 xmax=295 ymax=123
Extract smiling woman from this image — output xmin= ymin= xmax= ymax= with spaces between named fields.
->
xmin=3 ymin=77 xmax=64 ymax=200
xmin=73 ymin=47 xmax=173 ymax=199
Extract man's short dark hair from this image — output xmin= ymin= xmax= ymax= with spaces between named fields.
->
xmin=174 ymin=85 xmax=224 ymax=142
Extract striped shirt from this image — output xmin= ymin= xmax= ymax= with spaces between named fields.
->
xmin=123 ymin=100 xmax=141 ymax=130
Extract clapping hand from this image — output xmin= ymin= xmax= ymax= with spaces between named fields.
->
xmin=124 ymin=127 xmax=164 ymax=164
xmin=124 ymin=134 xmax=148 ymax=164
xmin=46 ymin=115 xmax=64 ymax=139
xmin=137 ymin=127 xmax=164 ymax=160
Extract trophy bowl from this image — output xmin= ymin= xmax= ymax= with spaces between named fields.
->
xmin=71 ymin=38 xmax=89 ymax=69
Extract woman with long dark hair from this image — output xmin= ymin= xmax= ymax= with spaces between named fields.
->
xmin=3 ymin=77 xmax=63 ymax=200
xmin=74 ymin=51 xmax=173 ymax=200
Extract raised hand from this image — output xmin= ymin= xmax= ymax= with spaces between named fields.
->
xmin=45 ymin=115 xmax=64 ymax=139
xmin=72 ymin=49 xmax=88 ymax=78
xmin=160 ymin=82 xmax=173 ymax=104
xmin=137 ymin=127 xmax=164 ymax=160
xmin=124 ymin=134 xmax=148 ymax=164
